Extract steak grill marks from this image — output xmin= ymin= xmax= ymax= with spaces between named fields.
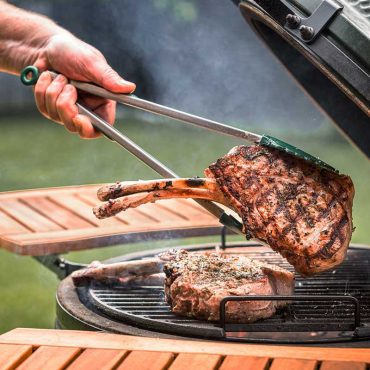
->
xmin=205 ymin=145 xmax=354 ymax=275
xmin=94 ymin=145 xmax=354 ymax=275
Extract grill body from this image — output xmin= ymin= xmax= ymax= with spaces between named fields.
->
xmin=57 ymin=242 xmax=370 ymax=345
xmin=54 ymin=0 xmax=370 ymax=347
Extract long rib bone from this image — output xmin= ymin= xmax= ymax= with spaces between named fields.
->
xmin=72 ymin=250 xmax=180 ymax=286
xmin=93 ymin=179 xmax=231 ymax=219
xmin=97 ymin=178 xmax=219 ymax=201
xmin=71 ymin=258 xmax=162 ymax=286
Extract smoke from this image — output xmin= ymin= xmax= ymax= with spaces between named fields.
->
xmin=105 ymin=0 xmax=325 ymax=132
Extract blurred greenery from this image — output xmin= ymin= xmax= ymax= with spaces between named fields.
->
xmin=153 ymin=0 xmax=198 ymax=21
xmin=0 ymin=113 xmax=369 ymax=334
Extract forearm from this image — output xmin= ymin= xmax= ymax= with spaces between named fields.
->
xmin=0 ymin=1 xmax=71 ymax=74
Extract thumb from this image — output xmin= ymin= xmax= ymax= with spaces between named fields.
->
xmin=92 ymin=62 xmax=136 ymax=94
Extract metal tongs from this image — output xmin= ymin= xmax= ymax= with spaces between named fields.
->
xmin=20 ymin=66 xmax=335 ymax=235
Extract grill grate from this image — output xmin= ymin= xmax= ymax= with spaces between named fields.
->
xmin=84 ymin=244 xmax=370 ymax=343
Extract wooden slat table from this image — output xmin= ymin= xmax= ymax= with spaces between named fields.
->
xmin=0 ymin=329 xmax=369 ymax=370
xmin=0 ymin=185 xmax=222 ymax=256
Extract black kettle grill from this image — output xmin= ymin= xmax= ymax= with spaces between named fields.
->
xmin=52 ymin=0 xmax=370 ymax=346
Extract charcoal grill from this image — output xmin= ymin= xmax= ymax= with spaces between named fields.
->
xmin=53 ymin=0 xmax=370 ymax=345
xmin=56 ymin=237 xmax=370 ymax=345
xmin=0 ymin=0 xmax=368 ymax=349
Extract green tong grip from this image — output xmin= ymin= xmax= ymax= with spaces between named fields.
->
xmin=20 ymin=66 xmax=40 ymax=86
xmin=260 ymin=135 xmax=337 ymax=172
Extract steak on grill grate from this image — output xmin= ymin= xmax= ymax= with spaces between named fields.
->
xmin=163 ymin=250 xmax=294 ymax=322
xmin=71 ymin=249 xmax=294 ymax=323
xmin=94 ymin=145 xmax=354 ymax=275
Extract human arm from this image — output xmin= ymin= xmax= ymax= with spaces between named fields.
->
xmin=0 ymin=1 xmax=135 ymax=138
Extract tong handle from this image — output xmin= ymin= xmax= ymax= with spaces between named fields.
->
xmin=71 ymin=80 xmax=261 ymax=143
xmin=20 ymin=67 xmax=260 ymax=142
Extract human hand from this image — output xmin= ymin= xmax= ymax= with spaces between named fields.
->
xmin=33 ymin=34 xmax=136 ymax=138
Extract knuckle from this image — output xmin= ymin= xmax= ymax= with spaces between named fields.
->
xmin=45 ymin=76 xmax=67 ymax=100
xmin=55 ymin=97 xmax=66 ymax=111
xmin=102 ymin=66 xmax=118 ymax=81
xmin=56 ymin=86 xmax=75 ymax=109
xmin=56 ymin=74 xmax=68 ymax=84
xmin=45 ymin=85 xmax=59 ymax=100
xmin=39 ymin=71 xmax=51 ymax=82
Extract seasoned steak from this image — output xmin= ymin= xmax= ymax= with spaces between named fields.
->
xmin=94 ymin=145 xmax=354 ymax=276
xmin=163 ymin=250 xmax=294 ymax=322
xmin=205 ymin=145 xmax=354 ymax=275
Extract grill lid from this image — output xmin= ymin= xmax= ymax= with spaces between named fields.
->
xmin=234 ymin=0 xmax=370 ymax=158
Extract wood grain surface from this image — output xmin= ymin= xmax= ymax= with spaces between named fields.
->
xmin=0 ymin=185 xmax=222 ymax=255
xmin=1 ymin=329 xmax=370 ymax=364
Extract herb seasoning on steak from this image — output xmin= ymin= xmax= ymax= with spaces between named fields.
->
xmin=162 ymin=250 xmax=294 ymax=322
xmin=71 ymin=249 xmax=295 ymax=323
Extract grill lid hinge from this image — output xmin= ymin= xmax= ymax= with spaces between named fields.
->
xmin=284 ymin=0 xmax=343 ymax=44
xmin=33 ymin=254 xmax=87 ymax=280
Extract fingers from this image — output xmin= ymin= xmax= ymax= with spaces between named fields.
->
xmin=34 ymin=71 xmax=118 ymax=139
xmin=72 ymin=98 xmax=116 ymax=139
xmin=35 ymin=72 xmax=77 ymax=133
xmin=90 ymin=61 xmax=136 ymax=94
xmin=45 ymin=74 xmax=69 ymax=123
xmin=94 ymin=100 xmax=116 ymax=125
xmin=73 ymin=114 xmax=101 ymax=139
xmin=56 ymin=84 xmax=79 ymax=133
xmin=34 ymin=71 xmax=52 ymax=117
xmin=79 ymin=94 xmax=116 ymax=124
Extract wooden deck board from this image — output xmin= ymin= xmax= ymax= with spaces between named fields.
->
xmin=0 ymin=329 xmax=369 ymax=369
xmin=67 ymin=348 xmax=128 ymax=370
xmin=0 ymin=185 xmax=222 ymax=255
xmin=0 ymin=344 xmax=32 ymax=370
xmin=169 ymin=353 xmax=222 ymax=370
xmin=21 ymin=196 xmax=93 ymax=229
xmin=1 ymin=329 xmax=370 ymax=363
xmin=320 ymin=361 xmax=367 ymax=370
xmin=0 ymin=199 xmax=63 ymax=233
xmin=270 ymin=358 xmax=318 ymax=370
xmin=15 ymin=345 xmax=80 ymax=370
xmin=219 ymin=355 xmax=269 ymax=370
xmin=116 ymin=351 xmax=174 ymax=370
xmin=0 ymin=210 xmax=30 ymax=235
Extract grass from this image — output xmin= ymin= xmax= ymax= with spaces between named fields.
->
xmin=0 ymin=113 xmax=369 ymax=333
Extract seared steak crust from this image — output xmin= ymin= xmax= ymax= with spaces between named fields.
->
xmin=163 ymin=250 xmax=294 ymax=322
xmin=205 ymin=145 xmax=354 ymax=276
